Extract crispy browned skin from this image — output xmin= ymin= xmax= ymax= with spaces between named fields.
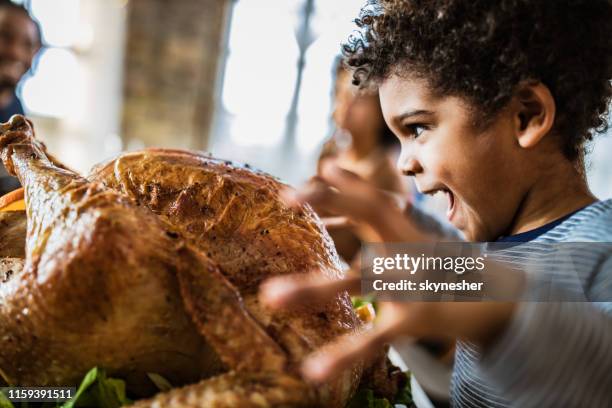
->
xmin=0 ymin=116 xmax=223 ymax=396
xmin=89 ymin=149 xmax=363 ymax=406
xmin=130 ymin=371 xmax=316 ymax=408
xmin=0 ymin=116 xmax=367 ymax=407
xmin=0 ymin=212 xmax=26 ymax=317
xmin=0 ymin=211 xmax=26 ymax=258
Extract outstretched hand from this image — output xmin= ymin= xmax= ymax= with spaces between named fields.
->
xmin=261 ymin=270 xmax=514 ymax=383
xmin=281 ymin=160 xmax=433 ymax=243
xmin=260 ymin=160 xmax=515 ymax=383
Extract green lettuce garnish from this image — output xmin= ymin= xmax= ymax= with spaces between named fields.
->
xmin=351 ymin=294 xmax=377 ymax=310
xmin=0 ymin=391 xmax=15 ymax=408
xmin=61 ymin=367 xmax=130 ymax=408
xmin=346 ymin=389 xmax=393 ymax=408
xmin=146 ymin=373 xmax=172 ymax=393
xmin=346 ymin=376 xmax=413 ymax=408
xmin=394 ymin=379 xmax=413 ymax=406
xmin=350 ymin=296 xmax=413 ymax=407
xmin=0 ymin=367 xmax=131 ymax=408
xmin=2 ymin=365 xmax=411 ymax=407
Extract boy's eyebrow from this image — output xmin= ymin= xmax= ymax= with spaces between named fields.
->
xmin=396 ymin=109 xmax=435 ymax=121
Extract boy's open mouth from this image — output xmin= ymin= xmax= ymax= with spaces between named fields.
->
xmin=422 ymin=187 xmax=456 ymax=222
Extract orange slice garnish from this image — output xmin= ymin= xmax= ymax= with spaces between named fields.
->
xmin=0 ymin=187 xmax=25 ymax=212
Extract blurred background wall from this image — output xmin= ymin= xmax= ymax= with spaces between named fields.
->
xmin=11 ymin=0 xmax=612 ymax=198
xmin=121 ymin=0 xmax=229 ymax=151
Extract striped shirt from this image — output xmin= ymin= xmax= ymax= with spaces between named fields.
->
xmin=450 ymin=199 xmax=612 ymax=407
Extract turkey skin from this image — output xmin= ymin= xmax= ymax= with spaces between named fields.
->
xmin=0 ymin=115 xmax=387 ymax=407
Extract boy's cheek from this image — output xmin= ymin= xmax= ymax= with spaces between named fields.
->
xmin=419 ymin=142 xmax=457 ymax=178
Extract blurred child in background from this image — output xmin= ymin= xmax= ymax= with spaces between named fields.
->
xmin=316 ymin=63 xmax=408 ymax=264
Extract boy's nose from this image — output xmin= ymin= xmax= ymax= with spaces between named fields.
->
xmin=398 ymin=157 xmax=423 ymax=177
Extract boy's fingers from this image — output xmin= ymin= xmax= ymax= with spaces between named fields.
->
xmin=281 ymin=163 xmax=376 ymax=213
xmin=303 ymin=187 xmax=399 ymax=241
xmin=321 ymin=216 xmax=355 ymax=229
xmin=279 ymin=168 xmax=413 ymax=241
xmin=319 ymin=161 xmax=376 ymax=198
xmin=284 ymin=182 xmax=375 ymax=224
xmin=301 ymin=320 xmax=403 ymax=383
xmin=279 ymin=178 xmax=335 ymax=210
xmin=318 ymin=163 xmax=405 ymax=225
xmin=319 ymin=163 xmax=410 ymax=214
xmin=279 ymin=188 xmax=301 ymax=209
xmin=259 ymin=272 xmax=361 ymax=310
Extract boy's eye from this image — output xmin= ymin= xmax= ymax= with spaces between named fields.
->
xmin=404 ymin=123 xmax=427 ymax=138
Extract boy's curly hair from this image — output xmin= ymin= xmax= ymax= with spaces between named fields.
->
xmin=343 ymin=0 xmax=612 ymax=162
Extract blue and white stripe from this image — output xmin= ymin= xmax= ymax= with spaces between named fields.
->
xmin=450 ymin=199 xmax=612 ymax=407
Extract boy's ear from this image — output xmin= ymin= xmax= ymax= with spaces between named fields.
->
xmin=512 ymin=82 xmax=556 ymax=148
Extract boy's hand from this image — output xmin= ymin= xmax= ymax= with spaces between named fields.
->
xmin=261 ymin=160 xmax=516 ymax=383
xmin=261 ymin=269 xmax=514 ymax=383
xmin=281 ymin=160 xmax=432 ymax=243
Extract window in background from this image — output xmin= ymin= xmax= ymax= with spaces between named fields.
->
xmin=211 ymin=0 xmax=365 ymax=185
xmin=17 ymin=0 xmax=91 ymax=118
xmin=221 ymin=0 xmax=300 ymax=148
xmin=11 ymin=0 xmax=126 ymax=175
xmin=295 ymin=0 xmax=369 ymax=152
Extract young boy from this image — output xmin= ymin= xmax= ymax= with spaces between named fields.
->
xmin=261 ymin=0 xmax=612 ymax=406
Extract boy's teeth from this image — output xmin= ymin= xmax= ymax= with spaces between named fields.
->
xmin=445 ymin=190 xmax=454 ymax=212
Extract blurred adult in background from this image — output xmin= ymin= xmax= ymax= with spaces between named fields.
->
xmin=317 ymin=64 xmax=408 ymax=264
xmin=0 ymin=0 xmax=41 ymax=196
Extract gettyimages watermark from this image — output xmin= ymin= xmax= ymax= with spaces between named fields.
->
xmin=360 ymin=242 xmax=612 ymax=302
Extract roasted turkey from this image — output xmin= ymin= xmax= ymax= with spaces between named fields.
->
xmin=0 ymin=115 xmax=402 ymax=407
